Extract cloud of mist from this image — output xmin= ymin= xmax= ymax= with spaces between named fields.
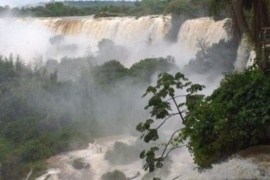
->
xmin=0 ymin=14 xmax=235 ymax=137
xmin=0 ymin=15 xmax=196 ymax=69
xmin=0 ymin=17 xmax=90 ymax=64
xmin=0 ymin=14 xmax=240 ymax=180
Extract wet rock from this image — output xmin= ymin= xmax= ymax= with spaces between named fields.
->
xmin=72 ymin=158 xmax=90 ymax=170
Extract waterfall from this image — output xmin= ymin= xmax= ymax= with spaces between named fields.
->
xmin=30 ymin=15 xmax=171 ymax=47
xmin=177 ymin=17 xmax=231 ymax=52
xmin=7 ymin=15 xmax=231 ymax=67
xmin=234 ymin=34 xmax=253 ymax=70
xmin=30 ymin=16 xmax=230 ymax=51
xmin=0 ymin=15 xmax=264 ymax=180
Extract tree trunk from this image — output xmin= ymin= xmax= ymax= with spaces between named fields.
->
xmin=230 ymin=0 xmax=250 ymax=36
xmin=253 ymin=0 xmax=270 ymax=70
xmin=253 ymin=0 xmax=270 ymax=47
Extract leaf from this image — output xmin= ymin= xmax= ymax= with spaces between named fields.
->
xmin=156 ymin=161 xmax=163 ymax=168
xmin=144 ymin=129 xmax=159 ymax=143
xmin=175 ymin=72 xmax=185 ymax=80
xmin=150 ymin=146 xmax=159 ymax=151
xmin=168 ymin=87 xmax=175 ymax=97
xmin=184 ymin=82 xmax=192 ymax=87
xmin=146 ymin=119 xmax=154 ymax=124
xmin=144 ymin=121 xmax=151 ymax=130
xmin=140 ymin=150 xmax=146 ymax=159
xmin=146 ymin=86 xmax=157 ymax=94
xmin=136 ymin=122 xmax=145 ymax=132
xmin=148 ymin=95 xmax=162 ymax=106
xmin=178 ymin=102 xmax=185 ymax=108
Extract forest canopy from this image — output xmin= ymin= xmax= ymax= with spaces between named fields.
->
xmin=0 ymin=54 xmax=178 ymax=179
xmin=0 ymin=0 xmax=216 ymax=18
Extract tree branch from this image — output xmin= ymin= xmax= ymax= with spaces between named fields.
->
xmin=166 ymin=95 xmax=187 ymax=102
xmin=163 ymin=144 xmax=187 ymax=160
xmin=172 ymin=96 xmax=185 ymax=124
xmin=172 ymin=175 xmax=182 ymax=180
xmin=158 ymin=128 xmax=182 ymax=160
xmin=156 ymin=113 xmax=178 ymax=130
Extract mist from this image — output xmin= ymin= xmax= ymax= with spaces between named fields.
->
xmin=0 ymin=13 xmax=242 ymax=180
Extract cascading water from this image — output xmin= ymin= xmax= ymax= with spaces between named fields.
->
xmin=1 ymin=15 xmax=262 ymax=179
xmin=177 ymin=17 xmax=231 ymax=52
xmin=4 ymin=15 xmax=232 ymax=67
xmin=234 ymin=34 xmax=253 ymax=70
xmin=30 ymin=15 xmax=171 ymax=47
xmin=36 ymin=135 xmax=270 ymax=180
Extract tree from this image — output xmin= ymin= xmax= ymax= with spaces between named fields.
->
xmin=183 ymin=68 xmax=270 ymax=167
xmin=165 ymin=0 xmax=211 ymax=17
xmin=137 ymin=72 xmax=205 ymax=172
xmin=184 ymin=39 xmax=238 ymax=78
xmin=210 ymin=0 xmax=270 ymax=69
xmin=138 ymin=68 xmax=270 ymax=172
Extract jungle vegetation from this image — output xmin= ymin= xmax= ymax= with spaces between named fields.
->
xmin=0 ymin=54 xmax=177 ymax=179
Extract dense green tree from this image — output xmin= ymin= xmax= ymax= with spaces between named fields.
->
xmin=129 ymin=56 xmax=177 ymax=84
xmin=137 ymin=72 xmax=205 ymax=172
xmin=93 ymin=60 xmax=128 ymax=87
xmin=184 ymin=39 xmax=238 ymax=78
xmin=183 ymin=68 xmax=270 ymax=167
xmin=137 ymin=67 xmax=270 ymax=171
xmin=165 ymin=0 xmax=211 ymax=17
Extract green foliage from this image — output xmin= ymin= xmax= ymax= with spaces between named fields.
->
xmin=165 ymin=0 xmax=192 ymax=16
xmin=135 ymin=0 xmax=168 ymax=15
xmin=165 ymin=0 xmax=216 ymax=18
xmin=93 ymin=56 xmax=178 ymax=88
xmin=184 ymin=38 xmax=238 ymax=78
xmin=138 ymin=67 xmax=270 ymax=173
xmin=20 ymin=140 xmax=51 ymax=162
xmin=183 ymin=68 xmax=270 ymax=168
xmin=0 ymin=56 xmax=92 ymax=178
xmin=209 ymin=0 xmax=229 ymax=20
xmin=93 ymin=60 xmax=128 ymax=87
xmin=0 ymin=0 xmax=227 ymax=18
xmin=1 ymin=1 xmax=159 ymax=17
xmin=0 ymin=54 xmax=176 ymax=178
xmin=142 ymin=157 xmax=172 ymax=180
xmin=0 ymin=138 xmax=13 ymax=161
xmin=137 ymin=72 xmax=205 ymax=172
xmin=129 ymin=56 xmax=177 ymax=84
xmin=20 ymin=3 xmax=91 ymax=17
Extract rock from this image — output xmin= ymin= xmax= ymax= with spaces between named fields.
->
xmin=72 ymin=158 xmax=90 ymax=170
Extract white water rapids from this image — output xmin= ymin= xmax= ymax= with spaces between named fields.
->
xmin=36 ymin=135 xmax=270 ymax=180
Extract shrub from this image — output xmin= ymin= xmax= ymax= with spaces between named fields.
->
xmin=184 ymin=68 xmax=270 ymax=167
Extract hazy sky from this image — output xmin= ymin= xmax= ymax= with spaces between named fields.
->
xmin=0 ymin=0 xmax=127 ymax=7
xmin=1 ymin=0 xmax=45 ymax=7
xmin=0 ymin=0 xmax=43 ymax=7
